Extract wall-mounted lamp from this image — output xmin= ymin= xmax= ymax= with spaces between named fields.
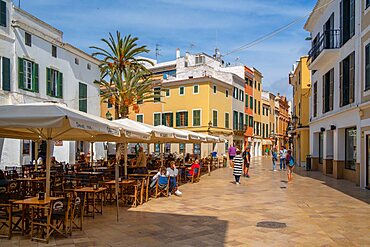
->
xmin=320 ymin=127 xmax=325 ymax=132
xmin=330 ymin=125 xmax=336 ymax=130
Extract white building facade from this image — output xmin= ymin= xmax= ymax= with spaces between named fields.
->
xmin=0 ymin=0 xmax=102 ymax=168
xmin=305 ymin=0 xmax=368 ymax=188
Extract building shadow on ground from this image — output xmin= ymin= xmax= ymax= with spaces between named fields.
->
xmin=294 ymin=167 xmax=370 ymax=204
xmin=2 ymin=205 xmax=228 ymax=246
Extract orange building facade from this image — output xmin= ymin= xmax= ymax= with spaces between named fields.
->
xmin=244 ymin=66 xmax=254 ymax=148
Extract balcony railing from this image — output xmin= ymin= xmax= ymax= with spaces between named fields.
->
xmin=308 ymin=30 xmax=340 ymax=64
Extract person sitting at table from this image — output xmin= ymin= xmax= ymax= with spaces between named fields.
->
xmin=0 ymin=170 xmax=9 ymax=187
xmin=167 ymin=161 xmax=182 ymax=196
xmin=150 ymin=166 xmax=168 ymax=191
xmin=187 ymin=159 xmax=201 ymax=177
xmin=135 ymin=147 xmax=147 ymax=174
xmin=50 ymin=156 xmax=59 ymax=168
xmin=78 ymin=153 xmax=88 ymax=170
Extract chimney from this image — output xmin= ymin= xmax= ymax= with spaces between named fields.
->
xmin=176 ymin=48 xmax=180 ymax=59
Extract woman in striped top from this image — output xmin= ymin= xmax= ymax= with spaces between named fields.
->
xmin=232 ymin=150 xmax=244 ymax=184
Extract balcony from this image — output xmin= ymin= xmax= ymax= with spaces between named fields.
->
xmin=308 ymin=30 xmax=340 ymax=70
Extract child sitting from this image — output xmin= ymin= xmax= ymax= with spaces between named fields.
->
xmin=150 ymin=166 xmax=168 ymax=190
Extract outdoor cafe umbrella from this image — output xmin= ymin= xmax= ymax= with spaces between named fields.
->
xmin=0 ymin=102 xmax=121 ymax=196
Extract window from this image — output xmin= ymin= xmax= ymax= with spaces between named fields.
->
xmin=18 ymin=58 xmax=39 ymax=92
xmin=258 ymin=83 xmax=260 ymax=91
xmin=233 ymin=87 xmax=238 ymax=98
xmin=266 ymin=124 xmax=269 ymax=137
xmin=340 ymin=52 xmax=355 ymax=107
xmin=136 ymin=114 xmax=143 ymax=123
xmin=250 ymin=96 xmax=253 ymax=109
xmin=154 ymin=113 xmax=161 ymax=126
xmin=340 ymin=0 xmax=355 ymax=46
xmin=225 ymin=112 xmax=230 ymax=128
xmin=87 ymin=63 xmax=91 ymax=70
xmin=323 ymin=68 xmax=334 ymax=113
xmin=46 ymin=68 xmax=63 ymax=98
xmin=226 ymin=89 xmax=229 ymax=97
xmin=51 ymin=45 xmax=57 ymax=58
xmin=154 ymin=87 xmax=161 ymax=102
xmin=212 ymin=110 xmax=218 ymax=127
xmin=137 ymin=94 xmax=143 ymax=104
xmin=165 ymin=88 xmax=170 ymax=97
xmin=345 ymin=127 xmax=357 ymax=170
xmin=266 ymin=107 xmax=269 ymax=116
xmin=75 ymin=58 xmax=79 ymax=65
xmin=162 ymin=112 xmax=173 ymax=127
xmin=155 ymin=143 xmax=160 ymax=153
xmin=213 ymin=85 xmax=217 ymax=94
xmin=258 ymin=101 xmax=261 ymax=115
xmin=79 ymin=82 xmax=87 ymax=113
xmin=239 ymin=112 xmax=244 ymax=130
xmin=195 ymin=55 xmax=205 ymax=64
xmin=107 ymin=101 xmax=112 ymax=108
xmin=193 ymin=110 xmax=201 ymax=126
xmin=366 ymin=43 xmax=370 ymax=91
xmin=249 ymin=116 xmax=253 ymax=127
xmin=239 ymin=89 xmax=244 ymax=101
xmin=2 ymin=57 xmax=10 ymax=91
xmin=0 ymin=0 xmax=6 ymax=27
xmin=245 ymin=94 xmax=248 ymax=108
xmin=194 ymin=143 xmax=201 ymax=155
xmin=25 ymin=32 xmax=31 ymax=47
xmin=313 ymin=82 xmax=317 ymax=117
xmin=176 ymin=111 xmax=188 ymax=127
xmin=179 ymin=143 xmax=185 ymax=154
xmin=254 ymin=80 xmax=257 ymax=89
xmin=262 ymin=123 xmax=265 ymax=138
xmin=254 ymin=99 xmax=257 ymax=113
xmin=179 ymin=86 xmax=185 ymax=95
xmin=245 ymin=115 xmax=248 ymax=129
xmin=233 ymin=111 xmax=238 ymax=130
xmin=193 ymin=85 xmax=199 ymax=94
xmin=367 ymin=0 xmax=370 ymax=9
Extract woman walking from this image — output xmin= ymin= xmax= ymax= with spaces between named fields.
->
xmin=286 ymin=150 xmax=295 ymax=182
xmin=232 ymin=149 xmax=244 ymax=185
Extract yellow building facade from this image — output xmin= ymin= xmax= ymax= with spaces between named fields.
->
xmin=101 ymin=75 xmax=233 ymax=158
xmin=289 ymin=56 xmax=310 ymax=166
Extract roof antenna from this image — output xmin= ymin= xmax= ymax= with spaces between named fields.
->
xmin=155 ymin=44 xmax=161 ymax=61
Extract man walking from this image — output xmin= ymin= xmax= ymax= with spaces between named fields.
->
xmin=242 ymin=146 xmax=251 ymax=177
xmin=279 ymin=146 xmax=287 ymax=171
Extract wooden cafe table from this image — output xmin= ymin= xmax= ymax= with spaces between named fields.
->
xmin=13 ymin=196 xmax=62 ymax=235
xmin=74 ymin=187 xmax=107 ymax=218
xmin=104 ymin=180 xmax=135 ymax=204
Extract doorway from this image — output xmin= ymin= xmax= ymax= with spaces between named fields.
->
xmin=366 ymin=135 xmax=370 ymax=189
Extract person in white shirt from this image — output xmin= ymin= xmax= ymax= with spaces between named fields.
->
xmin=167 ymin=161 xmax=182 ymax=196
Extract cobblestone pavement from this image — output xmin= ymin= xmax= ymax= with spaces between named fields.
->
xmin=1 ymin=157 xmax=369 ymax=246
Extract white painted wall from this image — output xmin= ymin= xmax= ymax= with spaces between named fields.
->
xmin=0 ymin=2 xmax=103 ymax=168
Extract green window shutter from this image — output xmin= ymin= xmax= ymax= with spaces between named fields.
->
xmin=169 ymin=113 xmax=173 ymax=127
xmin=2 ymin=57 xmax=10 ymax=91
xmin=32 ymin=63 xmax=39 ymax=92
xmin=176 ymin=112 xmax=180 ymax=127
xmin=46 ymin=68 xmax=51 ymax=96
xmin=57 ymin=72 xmax=63 ymax=98
xmin=245 ymin=94 xmax=248 ymax=108
xmin=161 ymin=113 xmax=166 ymax=126
xmin=18 ymin=57 xmax=24 ymax=89
xmin=0 ymin=1 xmax=6 ymax=27
xmin=184 ymin=111 xmax=188 ymax=126
xmin=79 ymin=83 xmax=87 ymax=112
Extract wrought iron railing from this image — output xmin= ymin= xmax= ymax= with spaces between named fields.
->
xmin=308 ymin=30 xmax=340 ymax=64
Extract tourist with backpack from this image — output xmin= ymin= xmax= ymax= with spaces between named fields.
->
xmin=271 ymin=147 xmax=278 ymax=171
xmin=242 ymin=147 xmax=251 ymax=177
xmin=286 ymin=150 xmax=295 ymax=182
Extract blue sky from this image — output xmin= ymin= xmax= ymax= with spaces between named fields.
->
xmin=19 ymin=0 xmax=316 ymax=99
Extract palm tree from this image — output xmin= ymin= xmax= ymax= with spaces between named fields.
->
xmin=91 ymin=31 xmax=158 ymax=119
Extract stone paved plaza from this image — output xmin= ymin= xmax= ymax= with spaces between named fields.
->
xmin=1 ymin=157 xmax=369 ymax=246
